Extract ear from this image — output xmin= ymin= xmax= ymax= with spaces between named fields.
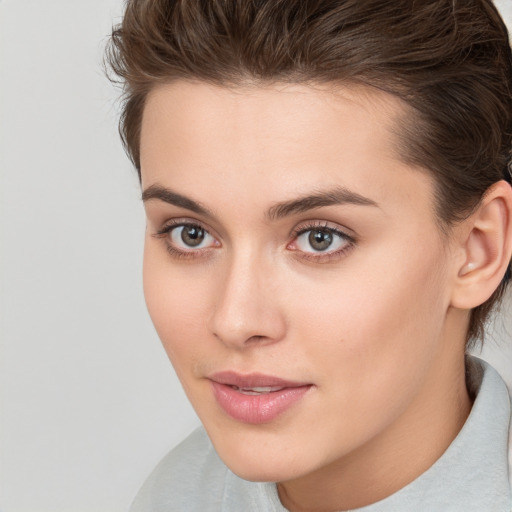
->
xmin=450 ymin=180 xmax=512 ymax=309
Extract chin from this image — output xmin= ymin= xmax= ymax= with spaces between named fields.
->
xmin=224 ymin=456 xmax=303 ymax=483
xmin=207 ymin=431 xmax=314 ymax=483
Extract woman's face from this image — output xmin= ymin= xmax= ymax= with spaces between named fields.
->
xmin=140 ymin=81 xmax=465 ymax=483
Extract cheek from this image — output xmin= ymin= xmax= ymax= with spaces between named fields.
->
xmin=288 ymin=239 xmax=450 ymax=389
xmin=142 ymin=242 xmax=211 ymax=371
xmin=273 ymin=243 xmax=452 ymax=453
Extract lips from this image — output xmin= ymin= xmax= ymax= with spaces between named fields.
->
xmin=208 ymin=372 xmax=312 ymax=424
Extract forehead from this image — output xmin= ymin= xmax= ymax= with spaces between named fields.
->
xmin=141 ymin=81 xmax=406 ymax=166
xmin=140 ymin=80 xmax=435 ymax=222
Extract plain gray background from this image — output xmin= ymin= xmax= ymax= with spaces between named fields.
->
xmin=1 ymin=1 xmax=511 ymax=511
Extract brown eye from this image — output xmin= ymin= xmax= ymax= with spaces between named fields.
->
xmin=308 ymin=229 xmax=333 ymax=251
xmin=167 ymin=224 xmax=217 ymax=250
xmin=180 ymin=225 xmax=205 ymax=247
xmin=292 ymin=225 xmax=352 ymax=256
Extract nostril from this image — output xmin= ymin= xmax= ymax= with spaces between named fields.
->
xmin=246 ymin=335 xmax=263 ymax=344
xmin=212 ymin=332 xmax=264 ymax=344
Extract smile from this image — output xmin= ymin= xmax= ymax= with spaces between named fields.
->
xmin=208 ymin=372 xmax=313 ymax=424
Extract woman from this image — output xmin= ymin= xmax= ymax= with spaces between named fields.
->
xmin=107 ymin=0 xmax=512 ymax=510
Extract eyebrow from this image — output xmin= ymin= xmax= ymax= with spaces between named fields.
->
xmin=142 ymin=184 xmax=379 ymax=220
xmin=266 ymin=187 xmax=379 ymax=221
xmin=142 ymin=184 xmax=212 ymax=216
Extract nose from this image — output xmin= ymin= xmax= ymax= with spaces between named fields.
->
xmin=208 ymin=251 xmax=287 ymax=349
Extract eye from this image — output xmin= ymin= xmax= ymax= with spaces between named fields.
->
xmin=170 ymin=224 xmax=214 ymax=249
xmin=295 ymin=227 xmax=348 ymax=252
xmin=301 ymin=229 xmax=336 ymax=252
xmin=154 ymin=221 xmax=220 ymax=256
xmin=289 ymin=224 xmax=354 ymax=259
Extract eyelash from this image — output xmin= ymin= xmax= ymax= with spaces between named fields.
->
xmin=153 ymin=219 xmax=356 ymax=262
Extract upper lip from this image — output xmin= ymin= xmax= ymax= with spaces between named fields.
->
xmin=208 ymin=371 xmax=310 ymax=388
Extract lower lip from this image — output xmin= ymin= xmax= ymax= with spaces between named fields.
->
xmin=210 ymin=381 xmax=312 ymax=424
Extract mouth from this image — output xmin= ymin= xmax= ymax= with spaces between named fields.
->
xmin=228 ymin=385 xmax=288 ymax=395
xmin=208 ymin=372 xmax=313 ymax=424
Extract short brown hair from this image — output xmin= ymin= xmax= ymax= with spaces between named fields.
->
xmin=106 ymin=0 xmax=512 ymax=346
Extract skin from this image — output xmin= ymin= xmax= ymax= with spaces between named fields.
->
xmin=140 ymin=81 xmax=474 ymax=511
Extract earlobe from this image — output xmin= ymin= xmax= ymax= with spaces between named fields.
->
xmin=451 ymin=181 xmax=512 ymax=310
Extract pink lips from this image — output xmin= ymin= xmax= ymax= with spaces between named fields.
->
xmin=208 ymin=371 xmax=312 ymax=424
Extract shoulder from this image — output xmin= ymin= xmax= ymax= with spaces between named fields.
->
xmin=129 ymin=427 xmax=282 ymax=512
xmin=129 ymin=427 xmax=228 ymax=512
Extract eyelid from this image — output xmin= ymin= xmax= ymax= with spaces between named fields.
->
xmin=290 ymin=220 xmax=355 ymax=240
xmin=154 ymin=217 xmax=219 ymax=238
